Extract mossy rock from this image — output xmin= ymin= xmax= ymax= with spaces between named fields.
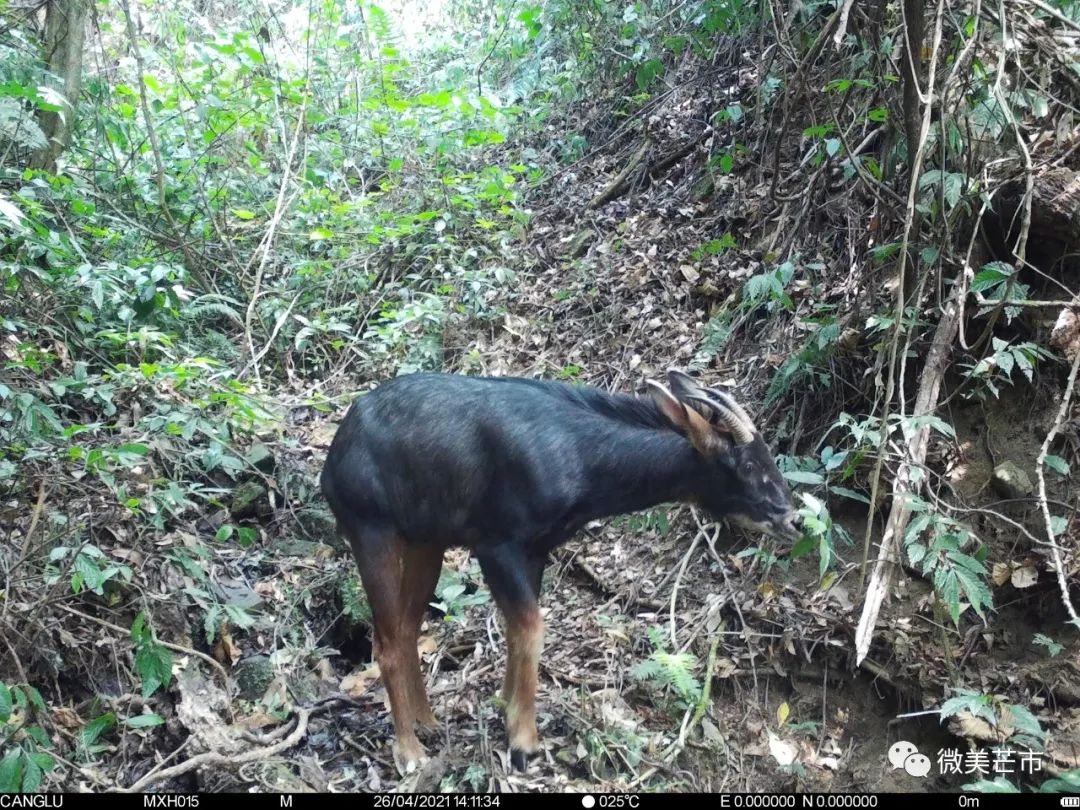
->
xmin=235 ymin=655 xmax=274 ymax=700
xmin=230 ymin=481 xmax=268 ymax=519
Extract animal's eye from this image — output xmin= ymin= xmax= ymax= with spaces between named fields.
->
xmin=741 ymin=462 xmax=755 ymax=477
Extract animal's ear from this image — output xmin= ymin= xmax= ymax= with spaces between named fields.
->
xmin=666 ymin=369 xmax=705 ymax=401
xmin=647 ymin=380 xmax=721 ymax=456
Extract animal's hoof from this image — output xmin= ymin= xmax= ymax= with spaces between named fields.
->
xmin=510 ymin=747 xmax=530 ymax=772
xmin=393 ymin=739 xmax=428 ymax=776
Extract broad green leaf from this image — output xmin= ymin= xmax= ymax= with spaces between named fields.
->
xmin=80 ymin=712 xmax=116 ymax=748
xmin=126 ymin=713 xmax=166 ymax=728
xmin=963 ymin=778 xmax=1020 ymax=793
xmin=0 ymin=748 xmax=23 ymax=792
xmin=135 ymin=643 xmax=173 ymax=698
xmin=783 ymin=470 xmax=824 ymax=485
xmin=1044 ymin=455 xmax=1069 ymax=476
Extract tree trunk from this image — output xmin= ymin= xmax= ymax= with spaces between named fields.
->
xmin=31 ymin=0 xmax=89 ymax=173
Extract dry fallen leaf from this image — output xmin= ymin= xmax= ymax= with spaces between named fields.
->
xmin=254 ymin=580 xmax=283 ymax=600
xmin=767 ymin=731 xmax=799 ymax=767
xmin=948 ymin=710 xmax=996 ymax=742
xmin=310 ymin=424 xmax=338 ymax=448
xmin=213 ymin=630 xmax=241 ymax=666
xmin=715 ymin=657 xmax=738 ymax=678
xmin=701 ymin=718 xmax=724 ymax=744
xmin=238 ymin=710 xmax=282 ymax=730
xmin=52 ymin=707 xmax=83 ymax=729
xmin=992 ymin=562 xmax=1011 ymax=587
xmin=1011 ymin=565 xmax=1038 ymax=589
xmin=417 ymin=636 xmax=438 ymax=657
xmin=341 ymin=664 xmax=381 ymax=696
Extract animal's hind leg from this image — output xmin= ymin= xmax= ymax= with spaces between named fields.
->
xmin=478 ymin=547 xmax=547 ymax=771
xmin=401 ymin=542 xmax=444 ymax=730
xmin=345 ymin=524 xmax=426 ymax=772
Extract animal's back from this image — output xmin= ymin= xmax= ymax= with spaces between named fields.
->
xmin=320 ymin=373 xmax=637 ymax=548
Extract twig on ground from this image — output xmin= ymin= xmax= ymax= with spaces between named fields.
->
xmin=1035 ymin=345 xmax=1080 ymax=628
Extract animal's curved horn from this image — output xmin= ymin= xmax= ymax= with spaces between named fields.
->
xmin=703 ymin=386 xmax=758 ymax=437
xmin=684 ymin=395 xmax=753 ymax=445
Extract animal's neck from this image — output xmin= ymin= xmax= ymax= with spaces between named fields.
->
xmin=576 ymin=426 xmax=702 ymax=523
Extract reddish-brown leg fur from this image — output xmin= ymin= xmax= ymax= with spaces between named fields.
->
xmin=346 ymin=528 xmax=442 ymax=772
xmin=503 ymin=605 xmax=544 ymax=763
xmin=401 ymin=542 xmax=444 ymax=730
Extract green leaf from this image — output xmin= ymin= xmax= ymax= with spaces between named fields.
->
xmin=28 ymin=752 xmax=54 ymax=773
xmin=21 ymin=753 xmax=42 ymax=792
xmin=1044 ymin=455 xmax=1069 ymax=476
xmin=1007 ymin=704 xmax=1046 ymax=741
xmin=1038 ymin=768 xmax=1080 ymax=792
xmin=116 ymin=443 xmax=150 ymax=457
xmin=790 ymin=535 xmax=815 ymax=559
xmin=818 ymin=530 xmax=832 ymax=577
xmin=954 ymin=565 xmax=992 ymax=619
xmin=631 ymin=658 xmax=663 ymax=681
xmin=635 ymin=59 xmax=664 ymax=92
xmin=831 ymin=486 xmax=870 ymax=505
xmin=135 ymin=642 xmax=173 ymax=698
xmin=940 ymin=693 xmax=997 ymax=726
xmin=0 ymin=748 xmax=23 ymax=792
xmin=963 ymin=778 xmax=1020 ymax=793
xmin=22 ymin=686 xmax=45 ymax=714
xmin=80 ymin=713 xmax=117 ymax=748
xmin=0 ymin=682 xmax=11 ymax=722
xmin=905 ymin=514 xmax=931 ymax=542
xmin=23 ymin=727 xmax=48 ymax=748
xmin=943 ymin=172 xmax=964 ymax=207
xmin=126 ymin=713 xmax=166 ymax=729
xmin=970 ymin=262 xmax=1012 ymax=293
xmin=783 ymin=470 xmax=825 ymax=485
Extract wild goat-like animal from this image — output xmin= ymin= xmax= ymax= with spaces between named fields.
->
xmin=320 ymin=369 xmax=800 ymax=772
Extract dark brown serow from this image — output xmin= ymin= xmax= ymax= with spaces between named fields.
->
xmin=320 ymin=369 xmax=801 ymax=773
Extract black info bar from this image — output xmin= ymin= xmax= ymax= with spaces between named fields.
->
xmin=0 ymin=794 xmax=1074 ymax=810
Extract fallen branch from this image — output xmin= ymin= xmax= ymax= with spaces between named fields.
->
xmin=588 ymin=135 xmax=706 ymax=209
xmin=855 ymin=285 xmax=962 ymax=665
xmin=588 ymin=138 xmax=651 ymax=209
xmin=833 ymin=0 xmax=858 ymax=47
xmin=1035 ymin=343 xmax=1080 ymax=629
xmin=976 ymin=296 xmax=1080 ymax=309
xmin=118 ymin=707 xmax=311 ymax=792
